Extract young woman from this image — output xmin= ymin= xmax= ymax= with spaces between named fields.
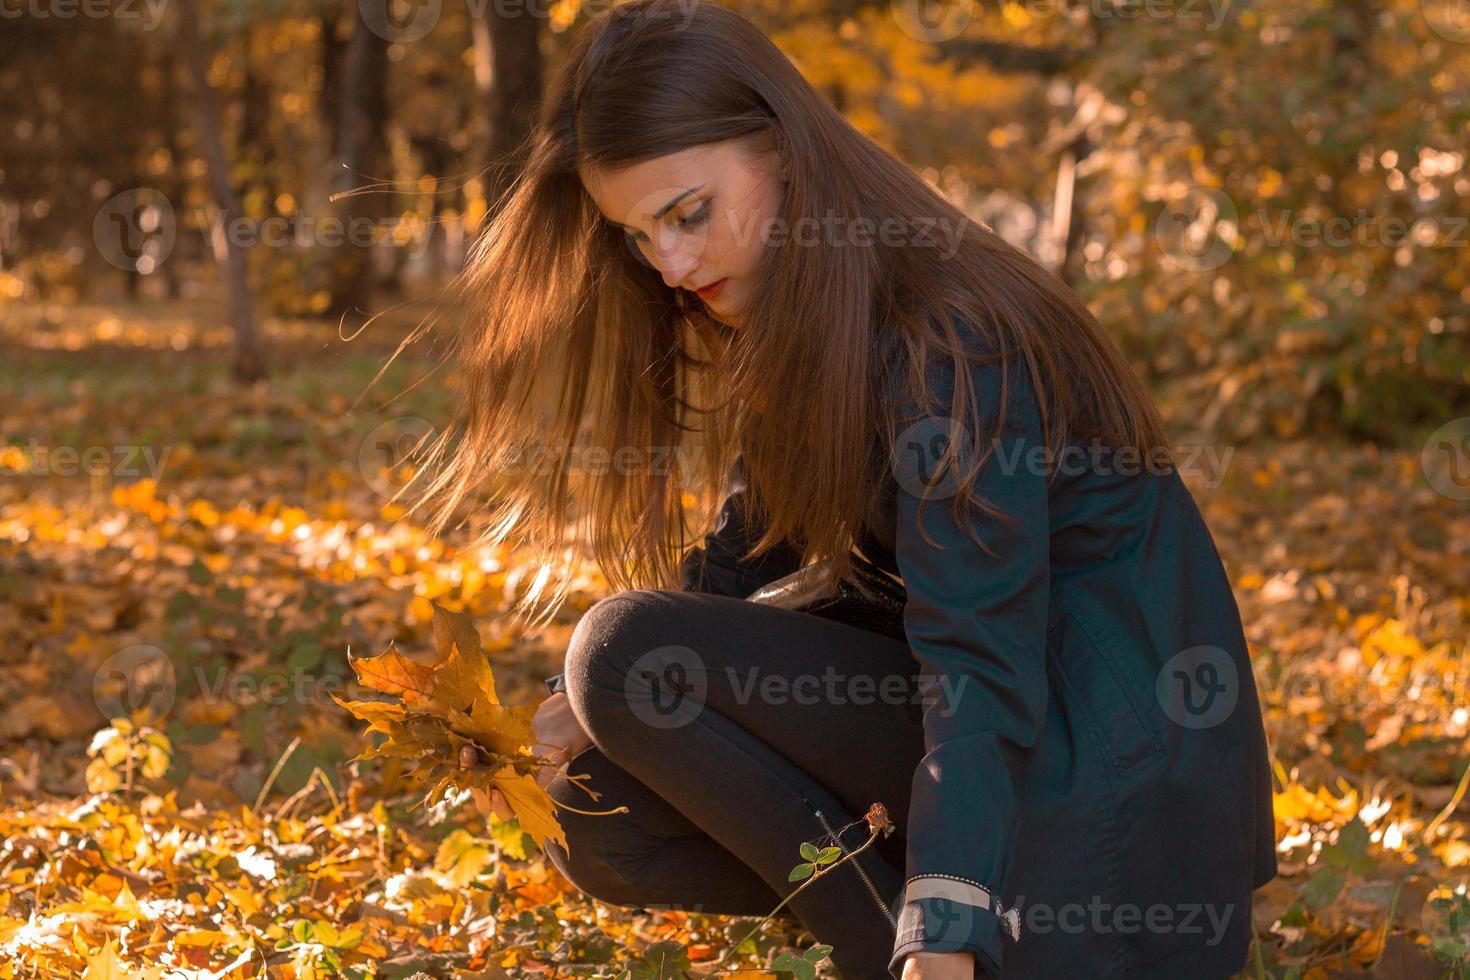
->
xmin=418 ymin=1 xmax=1279 ymax=977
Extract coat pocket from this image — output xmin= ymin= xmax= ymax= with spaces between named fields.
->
xmin=1048 ymin=605 xmax=1167 ymax=780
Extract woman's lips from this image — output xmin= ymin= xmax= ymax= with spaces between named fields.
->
xmin=694 ymin=278 xmax=727 ymax=300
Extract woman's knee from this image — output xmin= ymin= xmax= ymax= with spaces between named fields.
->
xmin=562 ymin=589 xmax=701 ymax=743
xmin=564 ymin=590 xmax=674 ymax=681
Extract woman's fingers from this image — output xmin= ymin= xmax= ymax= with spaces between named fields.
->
xmin=531 ymin=741 xmax=570 ymax=790
xmin=459 ymin=744 xmax=517 ymax=820
xmin=534 ymin=691 xmax=595 ymax=758
xmin=470 ymin=784 xmax=515 ymax=820
xmin=459 ymin=707 xmax=585 ymax=809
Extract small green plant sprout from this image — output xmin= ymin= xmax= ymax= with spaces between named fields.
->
xmin=85 ymin=717 xmax=171 ymax=795
xmin=788 ymin=841 xmax=843 ymax=882
xmin=770 ymin=944 xmax=834 ymax=980
xmin=705 ymin=802 xmax=896 ymax=975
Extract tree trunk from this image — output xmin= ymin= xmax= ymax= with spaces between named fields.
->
xmin=471 ymin=3 xmax=543 ymax=219
xmin=160 ymin=49 xmax=185 ymax=299
xmin=323 ymin=2 xmax=389 ymax=323
xmin=174 ymin=0 xmax=266 ymax=383
xmin=318 ymin=8 xmax=344 ymax=172
xmin=238 ymin=25 xmax=275 ymax=207
xmin=411 ymin=137 xmax=453 ymax=286
xmin=1052 ymin=132 xmax=1090 ymax=286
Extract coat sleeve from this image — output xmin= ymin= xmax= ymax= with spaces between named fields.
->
xmin=544 ymin=453 xmax=804 ymax=695
xmin=886 ymin=341 xmax=1051 ymax=980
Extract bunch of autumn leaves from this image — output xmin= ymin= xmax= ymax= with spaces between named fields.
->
xmin=332 ymin=603 xmax=571 ymax=855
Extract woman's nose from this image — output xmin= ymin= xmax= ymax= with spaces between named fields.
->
xmin=658 ymin=256 xmax=701 ymax=291
xmin=643 ymin=230 xmax=705 ymax=289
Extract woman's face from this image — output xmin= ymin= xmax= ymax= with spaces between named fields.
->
xmin=581 ymin=137 xmax=785 ymax=326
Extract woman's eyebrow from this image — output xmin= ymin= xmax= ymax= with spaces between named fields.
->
xmin=607 ymin=183 xmax=706 ymax=229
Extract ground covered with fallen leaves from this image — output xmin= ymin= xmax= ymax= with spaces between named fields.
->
xmin=0 ymin=298 xmax=1467 ymax=980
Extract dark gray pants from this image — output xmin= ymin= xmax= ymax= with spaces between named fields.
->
xmin=544 ymin=587 xmax=926 ymax=980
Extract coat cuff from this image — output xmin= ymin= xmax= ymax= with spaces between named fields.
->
xmin=887 ymin=875 xmax=1018 ymax=980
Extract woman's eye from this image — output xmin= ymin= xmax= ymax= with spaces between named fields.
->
xmin=678 ymin=202 xmax=710 ymax=229
xmin=623 ymin=202 xmax=710 ymax=245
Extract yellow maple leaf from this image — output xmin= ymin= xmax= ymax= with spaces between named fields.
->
xmin=81 ymin=938 xmax=165 ymax=980
xmin=349 ymin=645 xmax=436 ymax=706
xmin=493 ymin=765 xmax=569 ymax=856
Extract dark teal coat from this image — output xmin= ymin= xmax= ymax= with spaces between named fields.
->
xmin=879 ymin=326 xmax=1277 ymax=980
xmin=552 ymin=319 xmax=1279 ymax=979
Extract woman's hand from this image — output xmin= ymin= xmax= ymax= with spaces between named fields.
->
xmin=900 ymin=950 xmax=975 ymax=980
xmin=460 ymin=690 xmax=592 ymax=819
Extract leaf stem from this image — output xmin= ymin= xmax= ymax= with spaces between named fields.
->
xmin=253 ymin=735 xmax=302 ymax=815
xmin=701 ymin=823 xmax=884 ymax=973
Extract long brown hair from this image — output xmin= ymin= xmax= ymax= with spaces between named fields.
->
xmin=401 ymin=0 xmax=1171 ymax=627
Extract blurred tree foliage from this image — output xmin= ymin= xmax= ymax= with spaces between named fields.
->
xmin=0 ymin=0 xmax=1465 ymax=439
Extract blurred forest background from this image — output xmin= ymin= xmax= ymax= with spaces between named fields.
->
xmin=0 ymin=0 xmax=1468 ymax=977
xmin=4 ymin=0 xmax=1468 ymax=436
